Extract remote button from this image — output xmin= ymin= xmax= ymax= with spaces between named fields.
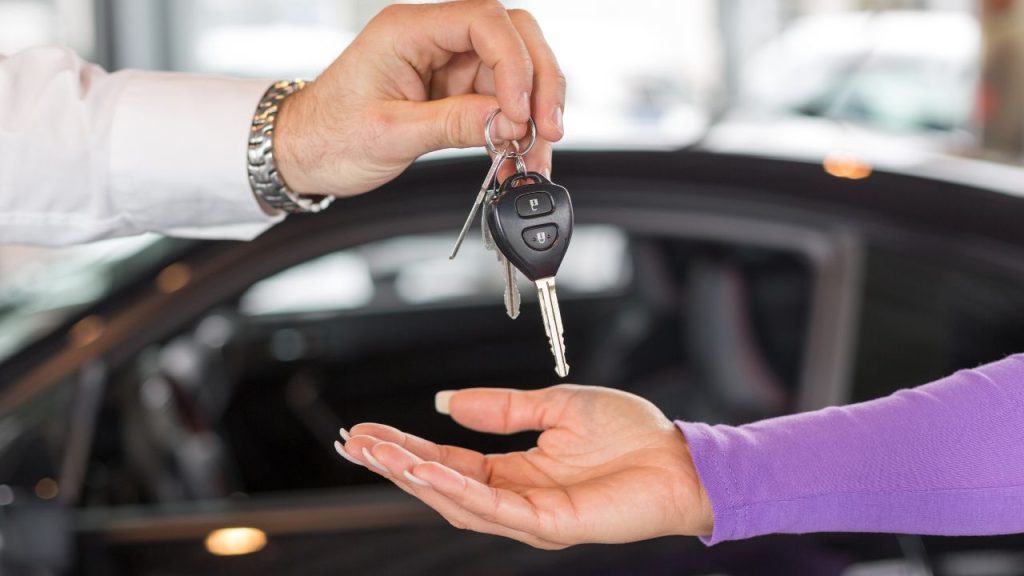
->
xmin=523 ymin=224 xmax=558 ymax=251
xmin=516 ymin=193 xmax=554 ymax=218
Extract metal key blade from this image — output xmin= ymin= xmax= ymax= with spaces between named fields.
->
xmin=482 ymin=192 xmax=496 ymax=251
xmin=450 ymin=149 xmax=507 ymax=259
xmin=535 ymin=277 xmax=568 ymax=377
xmin=502 ymin=259 xmax=521 ymax=319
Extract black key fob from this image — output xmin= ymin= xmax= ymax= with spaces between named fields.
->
xmin=486 ymin=171 xmax=573 ymax=282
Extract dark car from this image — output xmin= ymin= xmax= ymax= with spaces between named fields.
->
xmin=2 ymin=143 xmax=1024 ymax=575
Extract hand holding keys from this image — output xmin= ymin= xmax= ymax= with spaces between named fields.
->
xmin=450 ymin=110 xmax=573 ymax=377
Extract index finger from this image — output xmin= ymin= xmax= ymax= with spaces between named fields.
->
xmin=436 ymin=386 xmax=579 ymax=435
xmin=385 ymin=0 xmax=534 ymax=122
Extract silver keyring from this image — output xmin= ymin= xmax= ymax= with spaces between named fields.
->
xmin=484 ymin=109 xmax=537 ymax=158
xmin=514 ymin=151 xmax=528 ymax=175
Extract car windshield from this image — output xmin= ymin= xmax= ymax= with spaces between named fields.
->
xmin=0 ymin=0 xmax=1019 ymax=364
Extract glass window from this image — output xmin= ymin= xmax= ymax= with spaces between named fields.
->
xmin=0 ymin=0 xmax=96 ymax=58
xmin=239 ymin=225 xmax=630 ymax=316
xmin=0 ymin=235 xmax=180 ymax=364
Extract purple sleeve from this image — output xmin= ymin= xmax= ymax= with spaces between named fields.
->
xmin=677 ymin=353 xmax=1024 ymax=545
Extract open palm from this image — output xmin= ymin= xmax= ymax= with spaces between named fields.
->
xmin=336 ymin=385 xmax=713 ymax=549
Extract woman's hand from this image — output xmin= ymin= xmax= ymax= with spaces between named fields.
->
xmin=274 ymin=0 xmax=565 ymax=198
xmin=335 ymin=385 xmax=713 ymax=549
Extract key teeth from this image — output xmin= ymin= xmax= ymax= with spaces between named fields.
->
xmin=504 ymin=291 xmax=520 ymax=319
xmin=548 ymin=332 xmax=568 ymax=377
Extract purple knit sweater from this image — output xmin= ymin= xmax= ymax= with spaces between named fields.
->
xmin=676 ymin=354 xmax=1024 ymax=545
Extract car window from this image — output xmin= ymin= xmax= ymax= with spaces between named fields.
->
xmin=0 ymin=235 xmax=183 ymax=364
xmin=239 ymin=226 xmax=631 ymax=316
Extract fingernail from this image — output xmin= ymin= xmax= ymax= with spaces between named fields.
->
xmin=435 ymin=390 xmax=455 ymax=415
xmin=339 ymin=427 xmax=351 ymax=441
xmin=334 ymin=441 xmax=363 ymax=467
xmin=403 ymin=469 xmax=431 ymax=487
xmin=362 ymin=447 xmax=389 ymax=473
xmin=519 ymin=91 xmax=530 ymax=116
xmin=551 ymin=105 xmax=563 ymax=134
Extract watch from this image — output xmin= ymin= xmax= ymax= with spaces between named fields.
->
xmin=247 ymin=80 xmax=334 ymax=214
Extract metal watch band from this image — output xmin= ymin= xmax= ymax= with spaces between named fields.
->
xmin=247 ymin=80 xmax=334 ymax=214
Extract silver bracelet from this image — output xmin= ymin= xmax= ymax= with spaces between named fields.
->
xmin=247 ymin=80 xmax=334 ymax=214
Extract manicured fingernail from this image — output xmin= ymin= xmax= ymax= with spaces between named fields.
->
xmin=403 ymin=469 xmax=431 ymax=487
xmin=551 ymin=105 xmax=563 ymax=134
xmin=435 ymin=390 xmax=455 ymax=415
xmin=362 ymin=447 xmax=389 ymax=473
xmin=334 ymin=441 xmax=363 ymax=467
xmin=339 ymin=427 xmax=351 ymax=441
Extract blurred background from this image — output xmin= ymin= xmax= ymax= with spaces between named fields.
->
xmin=3 ymin=1 xmax=1024 ymax=575
xmin=1 ymin=0 xmax=1022 ymax=356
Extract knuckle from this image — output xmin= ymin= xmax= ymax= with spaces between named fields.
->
xmin=441 ymin=105 xmax=468 ymax=148
xmin=473 ymin=0 xmax=505 ymax=15
xmin=552 ymin=68 xmax=567 ymax=93
xmin=377 ymin=3 xmax=405 ymax=19
xmin=521 ymin=55 xmax=535 ymax=80
xmin=508 ymin=8 xmax=537 ymax=26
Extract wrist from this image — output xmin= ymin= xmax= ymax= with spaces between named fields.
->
xmin=690 ymin=445 xmax=715 ymax=537
xmin=273 ymin=86 xmax=318 ymax=195
xmin=668 ymin=428 xmax=715 ymax=537
xmin=247 ymin=80 xmax=333 ymax=213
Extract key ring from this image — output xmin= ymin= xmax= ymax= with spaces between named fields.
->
xmin=511 ymin=140 xmax=528 ymax=175
xmin=484 ymin=109 xmax=537 ymax=158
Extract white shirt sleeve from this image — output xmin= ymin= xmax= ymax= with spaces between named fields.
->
xmin=0 ymin=47 xmax=285 ymax=246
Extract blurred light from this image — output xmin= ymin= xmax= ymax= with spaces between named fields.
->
xmin=205 ymin=527 xmax=267 ymax=556
xmin=0 ymin=3 xmax=53 ymax=53
xmin=823 ymin=152 xmax=873 ymax=180
xmin=195 ymin=26 xmax=353 ymax=78
xmin=0 ymin=485 xmax=14 ymax=506
xmin=69 ymin=315 xmax=105 ymax=348
xmin=141 ymin=376 xmax=172 ymax=410
xmin=156 ymin=263 xmax=192 ymax=293
xmin=240 ymin=253 xmax=373 ymax=315
xmin=196 ymin=314 xmax=233 ymax=347
xmin=34 ymin=478 xmax=58 ymax=500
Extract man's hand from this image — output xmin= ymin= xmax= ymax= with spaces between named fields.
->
xmin=335 ymin=385 xmax=714 ymax=549
xmin=273 ymin=0 xmax=565 ymax=198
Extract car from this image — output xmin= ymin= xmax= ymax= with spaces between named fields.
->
xmin=2 ymin=141 xmax=1024 ymax=575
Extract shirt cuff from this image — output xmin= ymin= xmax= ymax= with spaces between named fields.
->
xmin=676 ymin=420 xmax=742 ymax=546
xmin=109 ymin=71 xmax=284 ymax=240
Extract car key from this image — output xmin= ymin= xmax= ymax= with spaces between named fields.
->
xmin=483 ymin=187 xmax=521 ymax=318
xmin=450 ymin=144 xmax=510 ymax=260
xmin=451 ymin=110 xmax=537 ymax=260
xmin=484 ymin=144 xmax=528 ymax=320
xmin=487 ymin=171 xmax=573 ymax=377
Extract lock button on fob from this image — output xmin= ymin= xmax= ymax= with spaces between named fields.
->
xmin=516 ymin=192 xmax=553 ymax=217
xmin=523 ymin=224 xmax=558 ymax=251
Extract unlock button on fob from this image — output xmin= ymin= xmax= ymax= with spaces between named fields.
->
xmin=516 ymin=193 xmax=553 ymax=217
xmin=523 ymin=224 xmax=558 ymax=251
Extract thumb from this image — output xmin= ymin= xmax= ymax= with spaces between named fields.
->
xmin=390 ymin=95 xmax=525 ymax=158
xmin=434 ymin=386 xmax=577 ymax=435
